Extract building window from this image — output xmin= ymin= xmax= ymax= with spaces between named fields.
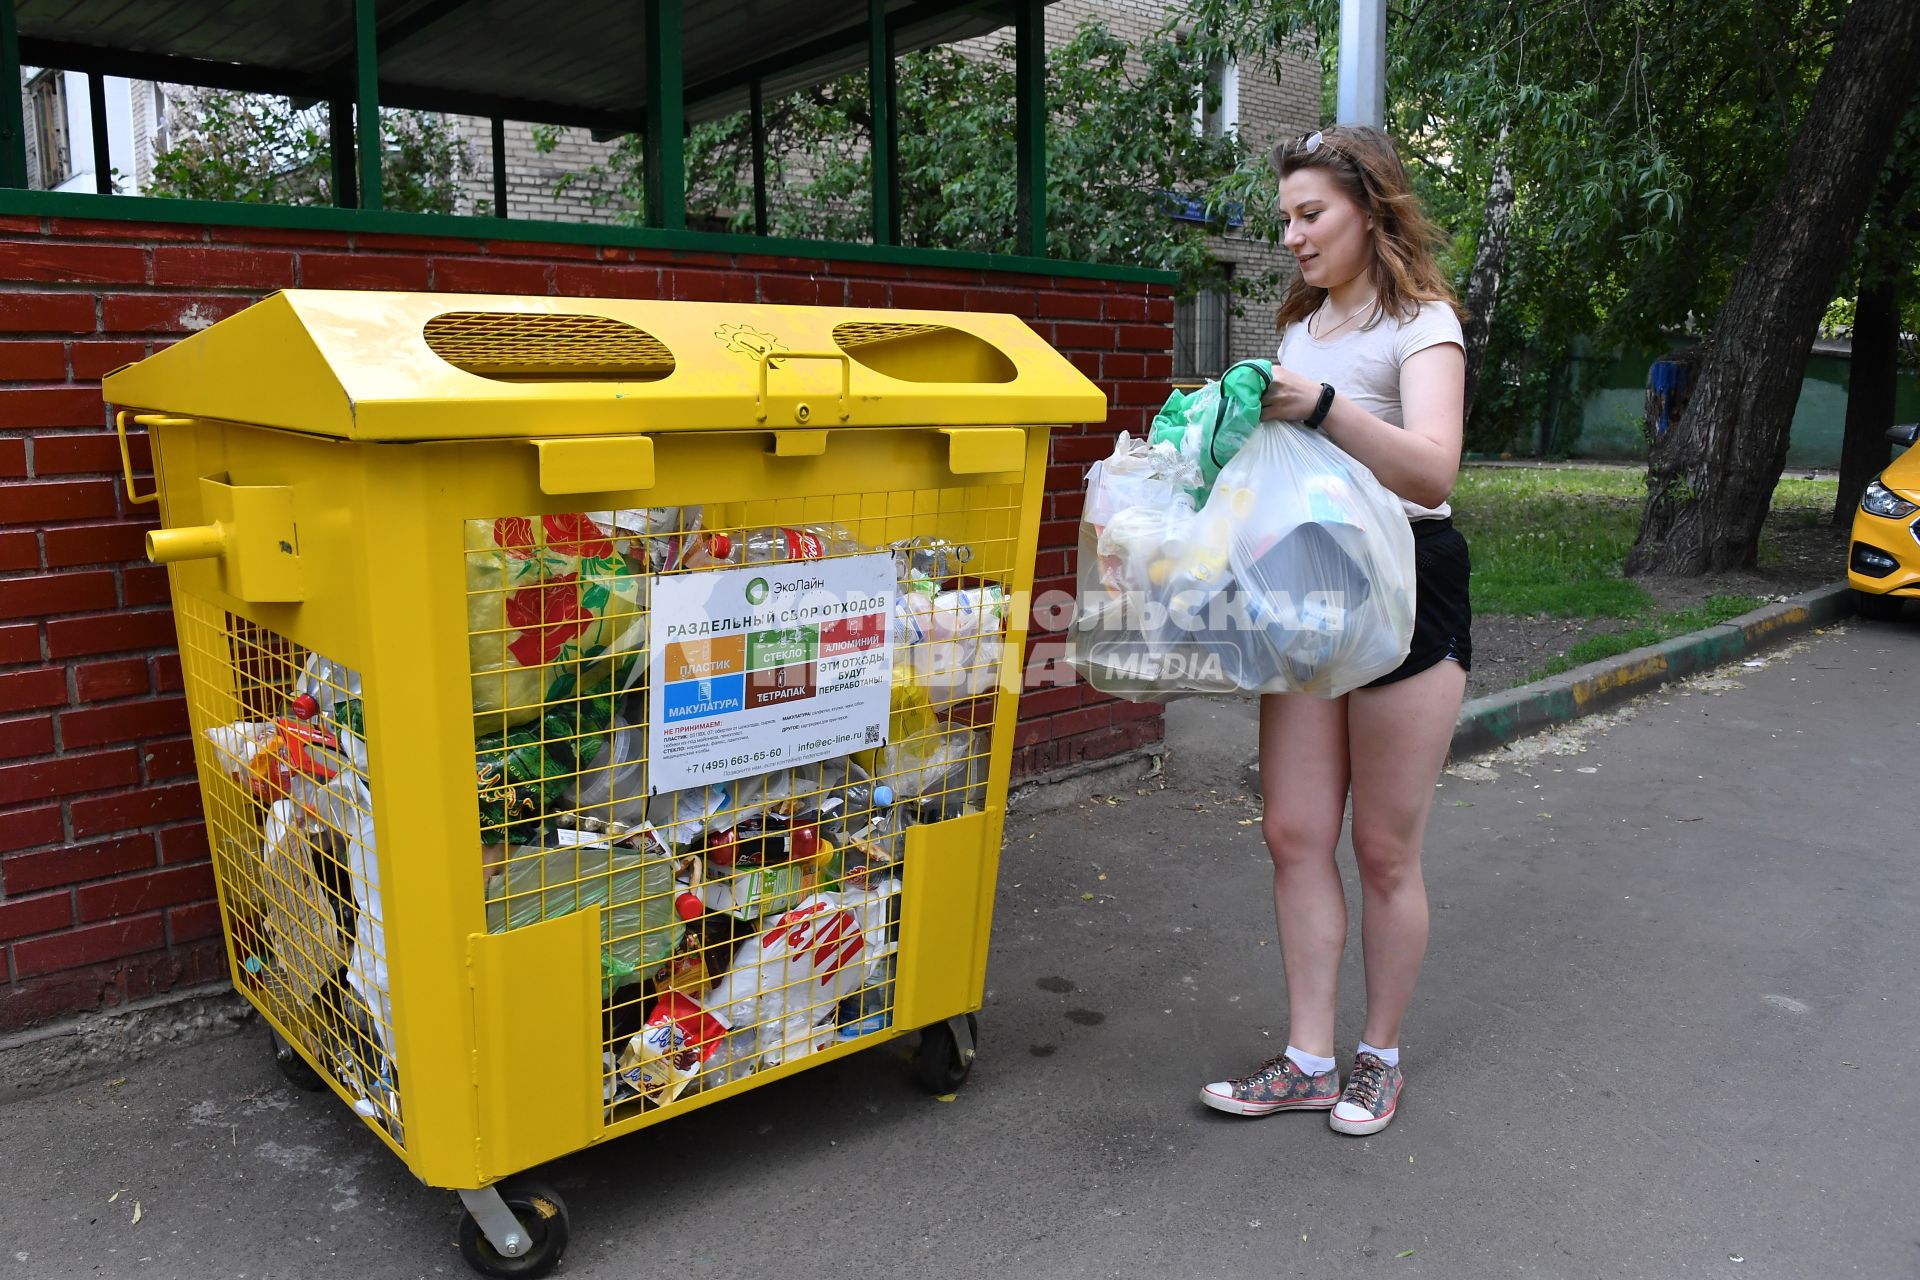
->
xmin=151 ymin=83 xmax=170 ymax=155
xmin=1174 ymin=283 xmax=1231 ymax=379
xmin=29 ymin=71 xmax=72 ymax=189
xmin=1194 ymin=57 xmax=1238 ymax=139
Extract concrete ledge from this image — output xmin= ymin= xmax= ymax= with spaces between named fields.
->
xmin=1451 ymin=581 xmax=1855 ymax=760
xmin=0 ymin=986 xmax=255 ymax=1104
xmin=1009 ymin=742 xmax=1166 ymax=813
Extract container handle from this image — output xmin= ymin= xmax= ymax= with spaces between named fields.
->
xmin=147 ymin=523 xmax=227 ymax=565
xmin=113 ymin=411 xmax=162 ymax=505
xmin=754 ymin=350 xmax=850 ymax=425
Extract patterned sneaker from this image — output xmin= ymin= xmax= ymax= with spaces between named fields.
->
xmin=1200 ymin=1053 xmax=1341 ymax=1116
xmin=1328 ymin=1051 xmax=1403 ymax=1135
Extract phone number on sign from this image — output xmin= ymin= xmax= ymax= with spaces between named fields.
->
xmin=687 ymin=749 xmax=782 ymax=775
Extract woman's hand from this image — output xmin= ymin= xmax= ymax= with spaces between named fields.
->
xmin=1259 ymin=364 xmax=1327 ymax=422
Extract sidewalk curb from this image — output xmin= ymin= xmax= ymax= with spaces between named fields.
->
xmin=1450 ymin=581 xmax=1855 ymax=760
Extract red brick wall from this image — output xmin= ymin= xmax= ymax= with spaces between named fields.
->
xmin=0 ymin=214 xmax=1172 ymax=1031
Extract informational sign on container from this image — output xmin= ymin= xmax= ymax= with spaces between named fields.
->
xmin=647 ymin=554 xmax=894 ymax=791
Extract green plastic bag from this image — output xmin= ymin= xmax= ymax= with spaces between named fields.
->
xmin=1147 ymin=358 xmax=1273 ymax=506
xmin=484 ymin=829 xmax=677 ymax=999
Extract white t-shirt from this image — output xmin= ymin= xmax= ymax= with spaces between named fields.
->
xmin=1277 ymin=299 xmax=1465 ymax=522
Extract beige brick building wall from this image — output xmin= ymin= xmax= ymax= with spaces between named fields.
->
xmin=449 ymin=118 xmax=631 ymax=222
xmin=1036 ymin=0 xmax=1319 ymax=369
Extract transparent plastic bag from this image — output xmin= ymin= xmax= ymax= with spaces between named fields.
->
xmin=570 ymin=713 xmax=647 ymax=826
xmin=1070 ymin=421 xmax=1416 ymax=700
xmin=484 ymin=827 xmax=677 ymax=997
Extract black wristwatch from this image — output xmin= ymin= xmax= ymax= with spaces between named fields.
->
xmin=1303 ymin=382 xmax=1337 ymax=430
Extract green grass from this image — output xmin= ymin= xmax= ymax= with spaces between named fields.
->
xmin=1452 ymin=464 xmax=1836 ymax=617
xmin=1531 ymin=594 xmax=1765 ymax=678
xmin=1450 ymin=463 xmax=1846 ymax=683
xmin=1452 ymin=466 xmax=1655 ymax=618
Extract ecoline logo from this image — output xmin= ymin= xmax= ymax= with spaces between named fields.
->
xmin=744 ymin=576 xmax=771 ymax=606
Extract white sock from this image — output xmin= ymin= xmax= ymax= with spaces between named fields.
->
xmin=1284 ymin=1045 xmax=1337 ymax=1076
xmin=1357 ymin=1040 xmax=1400 ymax=1067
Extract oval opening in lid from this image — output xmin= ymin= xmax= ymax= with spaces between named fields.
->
xmin=424 ymin=311 xmax=675 ymax=383
xmin=832 ymin=321 xmax=1016 ymax=384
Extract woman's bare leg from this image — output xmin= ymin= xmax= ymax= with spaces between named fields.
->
xmin=1257 ymin=690 xmax=1352 ymax=1058
xmin=1344 ymin=657 xmax=1466 ymax=1049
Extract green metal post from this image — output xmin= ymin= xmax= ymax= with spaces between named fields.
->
xmin=1014 ymin=0 xmax=1046 ymax=258
xmin=644 ymin=0 xmax=684 ymax=230
xmin=355 ymin=0 xmax=381 ymax=211
xmin=0 ymin=1 xmax=26 ymax=188
xmin=867 ymin=0 xmax=894 ymax=246
xmin=88 ymin=73 xmax=110 ymax=194
xmin=749 ymin=79 xmax=767 ymax=237
xmin=330 ymin=98 xmax=358 ymax=208
xmin=491 ymin=116 xmax=507 ymax=217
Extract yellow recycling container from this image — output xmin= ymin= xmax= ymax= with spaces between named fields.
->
xmin=104 ymin=291 xmax=1104 ymax=1277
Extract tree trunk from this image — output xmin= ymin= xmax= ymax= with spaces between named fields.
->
xmin=1460 ymin=135 xmax=1514 ymax=428
xmin=1627 ymin=0 xmax=1920 ymax=576
xmin=1833 ymin=277 xmax=1899 ymax=525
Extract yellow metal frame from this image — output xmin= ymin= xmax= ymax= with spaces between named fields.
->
xmin=103 ymin=291 xmax=1101 ymax=441
xmin=118 ymin=293 xmax=1101 ymax=1193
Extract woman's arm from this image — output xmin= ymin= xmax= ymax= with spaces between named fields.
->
xmin=1260 ymin=343 xmax=1466 ymax=510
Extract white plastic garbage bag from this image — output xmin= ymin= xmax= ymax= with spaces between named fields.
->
xmin=1070 ymin=422 xmax=1415 ymax=699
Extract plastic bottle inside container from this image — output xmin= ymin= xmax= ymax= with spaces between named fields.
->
xmin=740 ymin=524 xmax=862 ymax=563
xmin=675 ymin=531 xmax=739 ymax=571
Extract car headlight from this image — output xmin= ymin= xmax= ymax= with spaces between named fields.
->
xmin=1862 ymin=479 xmax=1919 ymax=519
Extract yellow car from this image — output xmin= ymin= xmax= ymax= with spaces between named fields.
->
xmin=1848 ymin=423 xmax=1920 ymax=621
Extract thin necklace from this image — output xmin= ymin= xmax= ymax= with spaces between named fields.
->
xmin=1310 ymin=293 xmax=1376 ymax=340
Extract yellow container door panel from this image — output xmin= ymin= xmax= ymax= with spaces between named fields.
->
xmin=468 ymin=909 xmax=602 ymax=1185
xmin=892 ymin=810 xmax=993 ymax=1028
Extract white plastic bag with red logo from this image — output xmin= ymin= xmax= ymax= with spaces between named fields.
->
xmin=700 ymin=880 xmax=898 ymax=1084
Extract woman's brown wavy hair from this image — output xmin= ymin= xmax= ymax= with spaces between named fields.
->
xmin=1270 ymin=124 xmax=1462 ymax=332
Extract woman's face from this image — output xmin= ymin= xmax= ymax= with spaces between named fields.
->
xmin=1279 ymin=166 xmax=1373 ymax=291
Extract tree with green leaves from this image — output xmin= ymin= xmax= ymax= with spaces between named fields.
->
xmin=1629 ymin=0 xmax=1920 ymax=573
xmin=1827 ymin=107 xmax=1920 ymax=528
xmin=146 ymin=89 xmax=472 ymax=214
xmin=536 ymin=20 xmax=1272 ymax=304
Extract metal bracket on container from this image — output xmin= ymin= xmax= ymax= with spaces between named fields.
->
xmin=458 ymin=1187 xmax=530 ymax=1259
xmin=939 ymin=427 xmax=1026 ymax=475
xmin=769 ymin=429 xmax=829 ymax=457
xmin=533 ymin=435 xmax=655 ymax=495
xmin=947 ymin=1014 xmax=977 ymax=1066
xmin=754 ymin=350 xmax=851 ymax=425
xmin=146 ymin=473 xmax=303 ymax=603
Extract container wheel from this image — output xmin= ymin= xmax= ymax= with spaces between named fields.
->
xmin=269 ymin=1028 xmax=326 ymax=1092
xmin=914 ymin=1013 xmax=979 ymax=1094
xmin=457 ymin=1180 xmax=569 ymax=1279
xmin=1854 ymin=590 xmax=1906 ymax=622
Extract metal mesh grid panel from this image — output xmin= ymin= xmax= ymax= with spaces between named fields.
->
xmin=830 ymin=321 xmax=948 ymax=350
xmin=461 ymin=489 xmax=1017 ymax=1123
xmin=175 ymin=596 xmax=404 ymax=1147
xmin=424 ymin=311 xmax=676 ymax=381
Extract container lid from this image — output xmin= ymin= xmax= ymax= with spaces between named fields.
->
xmin=101 ymin=290 xmax=1109 ymax=440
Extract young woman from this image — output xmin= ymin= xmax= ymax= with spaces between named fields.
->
xmin=1199 ymin=125 xmax=1469 ymax=1136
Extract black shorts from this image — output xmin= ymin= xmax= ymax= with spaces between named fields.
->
xmin=1365 ymin=516 xmax=1472 ymax=688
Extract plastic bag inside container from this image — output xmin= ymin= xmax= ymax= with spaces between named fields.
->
xmin=485 ymin=826 xmax=677 ymax=997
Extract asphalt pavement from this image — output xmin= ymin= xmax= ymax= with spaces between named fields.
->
xmin=3 ymin=617 xmax=1917 ymax=1280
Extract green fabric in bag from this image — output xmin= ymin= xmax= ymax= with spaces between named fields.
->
xmin=1148 ymin=359 xmax=1273 ymax=506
